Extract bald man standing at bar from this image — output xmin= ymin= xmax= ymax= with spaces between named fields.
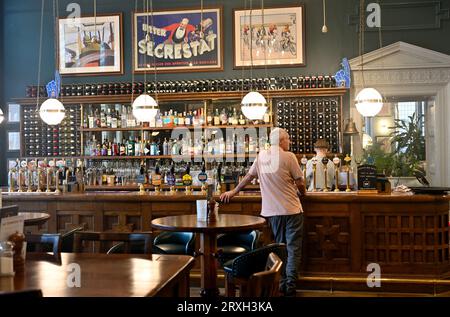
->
xmin=220 ymin=128 xmax=306 ymax=296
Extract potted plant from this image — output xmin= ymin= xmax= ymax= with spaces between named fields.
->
xmin=362 ymin=113 xmax=426 ymax=187
xmin=389 ymin=113 xmax=426 ymax=177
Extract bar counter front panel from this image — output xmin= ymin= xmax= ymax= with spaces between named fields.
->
xmin=3 ymin=191 xmax=449 ymax=283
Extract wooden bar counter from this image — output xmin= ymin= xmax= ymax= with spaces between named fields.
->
xmin=2 ymin=191 xmax=450 ymax=292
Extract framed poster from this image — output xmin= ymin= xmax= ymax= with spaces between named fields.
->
xmin=133 ymin=7 xmax=223 ymax=73
xmin=58 ymin=13 xmax=123 ymax=76
xmin=233 ymin=5 xmax=305 ymax=68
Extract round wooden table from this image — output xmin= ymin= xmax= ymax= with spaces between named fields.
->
xmin=18 ymin=212 xmax=51 ymax=226
xmin=151 ymin=214 xmax=266 ymax=297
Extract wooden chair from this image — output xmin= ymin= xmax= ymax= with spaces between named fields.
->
xmin=240 ymin=252 xmax=283 ymax=297
xmin=25 ymin=233 xmax=62 ymax=259
xmin=73 ymin=231 xmax=153 ymax=254
xmin=61 ymin=225 xmax=86 ymax=252
xmin=223 ymin=243 xmax=287 ymax=297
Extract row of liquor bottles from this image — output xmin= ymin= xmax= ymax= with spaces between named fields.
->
xmin=84 ymin=134 xmax=269 ymax=157
xmin=25 ymin=75 xmax=337 ymax=98
xmin=84 ymin=161 xmax=249 ymax=187
xmin=22 ymin=106 xmax=82 ymax=157
xmin=83 ymin=105 xmax=270 ymax=129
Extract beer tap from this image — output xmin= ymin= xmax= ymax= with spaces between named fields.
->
xmin=46 ymin=163 xmax=52 ymax=193
xmin=300 ymin=155 xmax=308 ymax=183
xmin=311 ymin=157 xmax=318 ymax=192
xmin=17 ymin=160 xmax=25 ymax=193
xmin=322 ymin=157 xmax=329 ymax=192
xmin=36 ymin=160 xmax=43 ymax=193
xmin=344 ymin=154 xmax=352 ymax=192
xmin=199 ymin=163 xmax=208 ymax=194
xmin=26 ymin=160 xmax=33 ymax=193
xmin=8 ymin=164 xmax=17 ymax=193
xmin=333 ymin=155 xmax=341 ymax=192
xmin=54 ymin=159 xmax=61 ymax=194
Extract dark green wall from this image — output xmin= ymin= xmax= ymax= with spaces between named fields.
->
xmin=1 ymin=0 xmax=450 ymax=185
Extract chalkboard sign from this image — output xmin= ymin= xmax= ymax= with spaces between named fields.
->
xmin=357 ymin=165 xmax=377 ymax=190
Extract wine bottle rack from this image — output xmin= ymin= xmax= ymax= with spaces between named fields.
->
xmin=275 ymin=96 xmax=342 ymax=154
xmin=21 ymin=105 xmax=82 ymax=157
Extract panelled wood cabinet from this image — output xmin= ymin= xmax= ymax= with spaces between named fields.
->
xmin=3 ymin=192 xmax=449 ymax=283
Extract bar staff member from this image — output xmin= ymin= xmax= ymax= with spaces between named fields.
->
xmin=306 ymin=139 xmax=335 ymax=191
xmin=220 ymin=128 xmax=306 ymax=296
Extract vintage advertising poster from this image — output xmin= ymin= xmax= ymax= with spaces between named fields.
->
xmin=134 ymin=8 xmax=222 ymax=73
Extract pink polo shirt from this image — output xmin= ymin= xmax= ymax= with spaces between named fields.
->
xmin=248 ymin=146 xmax=304 ymax=217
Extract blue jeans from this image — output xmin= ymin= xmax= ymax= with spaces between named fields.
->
xmin=267 ymin=213 xmax=304 ymax=293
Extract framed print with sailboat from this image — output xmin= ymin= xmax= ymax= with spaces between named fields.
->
xmin=57 ymin=13 xmax=123 ymax=76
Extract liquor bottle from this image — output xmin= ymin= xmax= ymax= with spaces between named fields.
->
xmin=88 ymin=110 xmax=94 ymax=129
xmin=213 ymin=109 xmax=220 ymax=126
xmin=101 ymin=139 xmax=108 ymax=156
xmin=179 ymin=112 xmax=185 ymax=126
xmin=135 ymin=137 xmax=142 ymax=156
xmin=220 ymin=108 xmax=228 ymax=125
xmin=111 ymin=111 xmax=118 ymax=129
xmin=119 ymin=141 xmax=126 ymax=156
xmin=173 ymin=111 xmax=179 ymax=126
xmin=185 ymin=111 xmax=192 ymax=126
xmin=206 ymin=109 xmax=213 ymax=126
xmin=239 ymin=114 xmax=246 ymax=125
xmin=230 ymin=108 xmax=238 ymax=125
xmin=107 ymin=141 xmax=112 ymax=156
xmin=127 ymin=138 xmax=135 ymax=156
xmin=163 ymin=138 xmax=169 ymax=156
xmin=100 ymin=109 xmax=106 ymax=128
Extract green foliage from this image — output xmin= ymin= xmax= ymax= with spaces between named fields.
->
xmin=362 ymin=143 xmax=394 ymax=175
xmin=363 ymin=113 xmax=426 ymax=177
xmin=389 ymin=113 xmax=426 ymax=176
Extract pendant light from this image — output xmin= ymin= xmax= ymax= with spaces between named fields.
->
xmin=38 ymin=0 xmax=66 ymax=126
xmin=354 ymin=0 xmax=383 ymax=118
xmin=321 ymin=0 xmax=328 ymax=33
xmin=132 ymin=0 xmax=159 ymax=123
xmin=241 ymin=0 xmax=267 ymax=121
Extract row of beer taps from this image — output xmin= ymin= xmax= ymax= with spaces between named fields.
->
xmin=300 ymin=154 xmax=353 ymax=192
xmin=8 ymin=158 xmax=84 ymax=193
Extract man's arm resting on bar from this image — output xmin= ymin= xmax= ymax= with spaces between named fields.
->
xmin=220 ymin=173 xmax=256 ymax=203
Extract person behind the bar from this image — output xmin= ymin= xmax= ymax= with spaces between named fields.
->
xmin=305 ymin=139 xmax=335 ymax=191
xmin=220 ymin=127 xmax=306 ymax=296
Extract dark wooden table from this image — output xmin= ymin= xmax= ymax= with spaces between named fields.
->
xmin=151 ymin=214 xmax=266 ymax=297
xmin=0 ymin=253 xmax=195 ymax=297
xmin=19 ymin=212 xmax=50 ymax=226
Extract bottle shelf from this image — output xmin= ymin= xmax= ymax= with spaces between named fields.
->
xmin=80 ymin=124 xmax=273 ymax=132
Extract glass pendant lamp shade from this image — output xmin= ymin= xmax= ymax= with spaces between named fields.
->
xmin=0 ymin=108 xmax=4 ymax=124
xmin=39 ymin=98 xmax=65 ymax=125
xmin=132 ymin=94 xmax=159 ymax=122
xmin=241 ymin=91 xmax=268 ymax=120
xmin=355 ymin=88 xmax=383 ymax=117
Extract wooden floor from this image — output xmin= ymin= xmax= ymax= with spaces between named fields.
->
xmin=189 ymin=287 xmax=450 ymax=297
